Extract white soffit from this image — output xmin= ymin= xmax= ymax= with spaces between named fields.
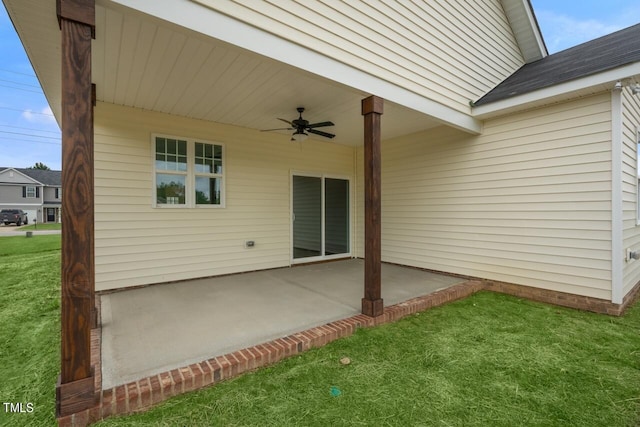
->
xmin=107 ymin=0 xmax=481 ymax=134
xmin=473 ymin=63 xmax=640 ymax=118
xmin=501 ymin=0 xmax=547 ymax=63
xmin=3 ymin=0 xmax=61 ymax=122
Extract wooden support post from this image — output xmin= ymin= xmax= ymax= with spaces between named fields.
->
xmin=56 ymin=0 xmax=97 ymax=417
xmin=361 ymin=96 xmax=384 ymax=317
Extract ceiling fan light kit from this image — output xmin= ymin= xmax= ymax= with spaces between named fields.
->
xmin=292 ymin=130 xmax=308 ymax=141
xmin=261 ymin=107 xmax=335 ymax=141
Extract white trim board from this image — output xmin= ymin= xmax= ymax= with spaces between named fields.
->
xmin=612 ymin=88 xmax=624 ymax=304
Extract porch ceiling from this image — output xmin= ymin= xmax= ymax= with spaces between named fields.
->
xmin=5 ymin=0 xmax=441 ymax=146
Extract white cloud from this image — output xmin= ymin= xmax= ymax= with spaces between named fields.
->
xmin=537 ymin=10 xmax=624 ymax=53
xmin=21 ymin=105 xmax=57 ymax=125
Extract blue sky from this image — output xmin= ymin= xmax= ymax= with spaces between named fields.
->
xmin=0 ymin=1 xmax=639 ymax=171
xmin=531 ymin=0 xmax=640 ymax=53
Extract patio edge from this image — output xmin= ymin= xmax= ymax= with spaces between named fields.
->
xmin=57 ymin=276 xmax=640 ymax=426
xmin=56 ymin=279 xmax=484 ymax=426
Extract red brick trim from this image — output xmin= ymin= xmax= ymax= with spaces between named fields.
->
xmin=58 ymin=277 xmax=640 ymax=425
xmin=483 ymin=279 xmax=640 ymax=316
xmin=57 ymin=279 xmax=484 ymax=425
xmin=622 ymin=279 xmax=640 ymax=309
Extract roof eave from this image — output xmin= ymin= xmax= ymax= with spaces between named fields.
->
xmin=501 ymin=0 xmax=548 ymax=62
xmin=0 ymin=167 xmax=44 ymax=185
xmin=473 ymin=62 xmax=640 ymax=119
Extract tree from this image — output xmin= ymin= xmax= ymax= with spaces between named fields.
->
xmin=28 ymin=162 xmax=51 ymax=170
xmin=156 ymin=180 xmax=185 ymax=204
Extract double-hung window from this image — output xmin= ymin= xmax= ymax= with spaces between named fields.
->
xmin=194 ymin=142 xmax=223 ymax=205
xmin=155 ymin=137 xmax=188 ymax=205
xmin=25 ymin=186 xmax=37 ymax=198
xmin=154 ymin=135 xmax=224 ymax=207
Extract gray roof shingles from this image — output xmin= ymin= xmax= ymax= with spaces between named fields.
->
xmin=475 ymin=22 xmax=640 ymax=106
xmin=0 ymin=167 xmax=61 ymax=186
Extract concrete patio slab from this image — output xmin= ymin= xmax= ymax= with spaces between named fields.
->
xmin=100 ymin=259 xmax=464 ymax=389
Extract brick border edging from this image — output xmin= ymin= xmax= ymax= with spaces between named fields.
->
xmin=58 ymin=277 xmax=640 ymax=426
xmin=483 ymin=279 xmax=640 ymax=316
xmin=57 ymin=280 xmax=484 ymax=426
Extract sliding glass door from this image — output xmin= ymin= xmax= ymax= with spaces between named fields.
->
xmin=292 ymin=176 xmax=322 ymax=259
xmin=292 ymin=175 xmax=350 ymax=262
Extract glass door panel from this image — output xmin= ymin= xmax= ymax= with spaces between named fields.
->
xmin=292 ymin=176 xmax=322 ymax=259
xmin=324 ymin=178 xmax=349 ymax=255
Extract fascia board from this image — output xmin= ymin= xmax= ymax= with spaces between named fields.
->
xmin=521 ymin=0 xmax=548 ymax=59
xmin=502 ymin=0 xmax=547 ymax=62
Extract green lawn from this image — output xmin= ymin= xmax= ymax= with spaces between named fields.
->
xmin=1 ymin=235 xmax=639 ymax=426
xmin=0 ymin=235 xmax=61 ymax=427
xmin=18 ymin=223 xmax=61 ymax=231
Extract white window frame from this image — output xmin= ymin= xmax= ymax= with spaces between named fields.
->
xmin=25 ymin=186 xmax=36 ymax=198
xmin=152 ymin=134 xmax=225 ymax=208
xmin=289 ymin=170 xmax=353 ymax=265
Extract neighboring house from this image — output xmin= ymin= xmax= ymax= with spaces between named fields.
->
xmin=0 ymin=167 xmax=62 ymax=223
xmin=3 ymin=0 xmax=640 ymax=422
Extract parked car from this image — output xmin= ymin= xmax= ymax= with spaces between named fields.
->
xmin=1 ymin=209 xmax=28 ymax=226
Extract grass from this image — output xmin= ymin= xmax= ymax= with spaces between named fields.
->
xmin=95 ymin=293 xmax=640 ymax=427
xmin=1 ymin=234 xmax=639 ymax=426
xmin=17 ymin=223 xmax=61 ymax=231
xmin=0 ymin=235 xmax=61 ymax=427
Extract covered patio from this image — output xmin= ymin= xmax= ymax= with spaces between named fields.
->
xmin=6 ymin=0 xmax=481 ymax=419
xmin=99 ymin=259 xmax=468 ymax=389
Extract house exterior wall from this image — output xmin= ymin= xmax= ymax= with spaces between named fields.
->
xmin=0 ymin=169 xmax=37 ymax=184
xmin=43 ymin=186 xmax=60 ymax=203
xmin=0 ymin=170 xmax=62 ymax=223
xmin=357 ymin=93 xmax=614 ymax=299
xmin=94 ymin=102 xmax=355 ymax=291
xmin=622 ymin=86 xmax=640 ymax=297
xmin=0 ymin=190 xmax=41 ymax=218
xmin=0 ymin=184 xmax=31 ymax=204
xmin=192 ymin=0 xmax=524 ymax=115
xmin=0 ymin=178 xmax=41 ymax=223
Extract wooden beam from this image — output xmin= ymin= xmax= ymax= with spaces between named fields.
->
xmin=57 ymin=0 xmax=97 ymax=417
xmin=361 ymin=96 xmax=384 ymax=317
xmin=56 ymin=0 xmax=96 ymax=37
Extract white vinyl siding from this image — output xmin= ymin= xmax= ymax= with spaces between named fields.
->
xmin=94 ymin=102 xmax=354 ymax=291
xmin=622 ymin=87 xmax=640 ymax=298
xmin=192 ymin=0 xmax=523 ymax=114
xmin=357 ymin=93 xmax=613 ymax=299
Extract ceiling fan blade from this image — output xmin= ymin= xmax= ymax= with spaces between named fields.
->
xmin=260 ymin=127 xmax=294 ymax=132
xmin=308 ymin=129 xmax=335 ymax=139
xmin=277 ymin=118 xmax=293 ymax=125
xmin=307 ymin=121 xmax=334 ymax=128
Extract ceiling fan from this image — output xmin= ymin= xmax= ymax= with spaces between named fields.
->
xmin=261 ymin=107 xmax=335 ymax=141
